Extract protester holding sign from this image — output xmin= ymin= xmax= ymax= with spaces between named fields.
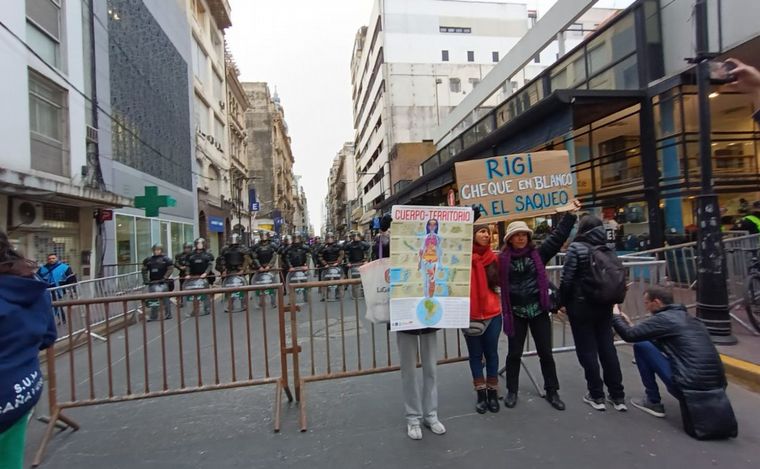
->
xmin=499 ymin=200 xmax=581 ymax=411
xmin=464 ymin=220 xmax=502 ymax=414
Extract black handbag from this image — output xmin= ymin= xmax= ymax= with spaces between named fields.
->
xmin=679 ymin=388 xmax=738 ymax=440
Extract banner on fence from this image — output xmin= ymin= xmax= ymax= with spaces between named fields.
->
xmin=454 ymin=150 xmax=574 ymax=223
xmin=389 ymin=205 xmax=472 ymax=331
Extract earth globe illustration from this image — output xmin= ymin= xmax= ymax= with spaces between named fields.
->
xmin=416 ymin=298 xmax=443 ymax=326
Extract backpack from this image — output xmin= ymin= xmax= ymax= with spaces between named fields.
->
xmin=580 ymin=243 xmax=627 ymax=304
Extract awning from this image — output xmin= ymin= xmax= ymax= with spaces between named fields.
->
xmin=0 ymin=168 xmax=132 ymax=208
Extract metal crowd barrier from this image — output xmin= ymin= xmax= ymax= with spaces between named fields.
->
xmin=285 ymin=257 xmax=666 ymax=431
xmin=48 ymin=271 xmax=146 ymax=344
xmin=33 ymin=284 xmax=293 ymax=467
xmin=32 ymin=256 xmax=668 ymax=464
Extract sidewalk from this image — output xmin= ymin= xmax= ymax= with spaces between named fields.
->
xmin=25 ymin=348 xmax=760 ymax=469
xmin=718 ymin=307 xmax=760 ymax=389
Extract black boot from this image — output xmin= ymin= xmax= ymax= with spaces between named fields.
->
xmin=504 ymin=391 xmax=518 ymax=408
xmin=487 ymin=388 xmax=500 ymax=413
xmin=546 ymin=391 xmax=566 ymax=411
xmin=475 ymin=389 xmax=488 ymax=414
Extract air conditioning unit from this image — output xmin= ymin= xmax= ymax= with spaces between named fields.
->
xmin=11 ymin=199 xmax=44 ymax=228
xmin=86 ymin=125 xmax=99 ymax=144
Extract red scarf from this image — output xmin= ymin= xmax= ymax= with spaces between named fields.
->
xmin=471 ymin=243 xmax=498 ymax=318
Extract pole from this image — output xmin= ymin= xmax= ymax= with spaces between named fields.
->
xmin=693 ymin=0 xmax=736 ymax=344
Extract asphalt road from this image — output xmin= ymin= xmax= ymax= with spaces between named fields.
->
xmin=25 ymin=288 xmax=760 ymax=468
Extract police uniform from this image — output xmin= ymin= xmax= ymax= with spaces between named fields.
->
xmin=252 ymin=240 xmax=278 ymax=269
xmin=217 ymin=244 xmax=251 ymax=275
xmin=142 ymin=254 xmax=174 ymax=319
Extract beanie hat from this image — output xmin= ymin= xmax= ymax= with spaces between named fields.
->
xmin=503 ymin=221 xmax=533 ymax=243
xmin=473 ymin=223 xmax=492 ymax=235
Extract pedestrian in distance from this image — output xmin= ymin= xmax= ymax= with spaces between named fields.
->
xmin=0 ymin=231 xmax=57 ymax=469
xmin=612 ymin=287 xmax=738 ymax=440
xmin=37 ymin=253 xmax=77 ymax=325
xmin=371 ymin=215 xmax=392 ymax=261
xmin=560 ymin=214 xmax=627 ymax=412
xmin=499 ymin=200 xmax=580 ymax=411
xmin=464 ymin=217 xmax=502 ymax=414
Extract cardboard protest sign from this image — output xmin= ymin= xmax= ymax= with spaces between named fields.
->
xmin=454 ymin=151 xmax=574 ymax=223
xmin=389 ymin=205 xmax=472 ymax=331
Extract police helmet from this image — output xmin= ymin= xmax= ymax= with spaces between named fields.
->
xmin=152 ymin=244 xmax=164 ymax=253
xmin=194 ymin=237 xmax=206 ymax=249
xmin=183 ymin=242 xmax=193 ymax=250
xmin=230 ymin=233 xmax=241 ymax=245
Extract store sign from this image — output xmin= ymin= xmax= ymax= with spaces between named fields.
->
xmin=93 ymin=209 xmax=113 ymax=222
xmin=134 ymin=186 xmax=177 ymax=217
xmin=454 ymin=151 xmax=574 ymax=223
xmin=248 ymin=188 xmax=258 ymax=212
xmin=208 ymin=216 xmax=225 ymax=233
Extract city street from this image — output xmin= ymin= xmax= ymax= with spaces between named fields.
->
xmin=24 ymin=289 xmax=760 ymax=468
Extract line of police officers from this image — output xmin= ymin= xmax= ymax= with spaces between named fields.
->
xmin=140 ymin=231 xmax=371 ymax=308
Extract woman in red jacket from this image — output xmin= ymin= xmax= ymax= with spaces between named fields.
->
xmin=463 ymin=223 xmax=502 ymax=413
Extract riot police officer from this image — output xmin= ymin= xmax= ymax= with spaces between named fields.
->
xmin=252 ymin=231 xmax=278 ymax=271
xmin=278 ymin=235 xmax=292 ymax=284
xmin=318 ymin=232 xmax=344 ymax=274
xmin=174 ymin=242 xmax=193 ymax=307
xmin=343 ymin=231 xmax=370 ymax=269
xmin=311 ymin=236 xmax=323 ymax=270
xmin=185 ymin=237 xmax=214 ymax=315
xmin=217 ymin=233 xmax=252 ymax=277
xmin=142 ymin=244 xmax=174 ymax=320
xmin=285 ymin=233 xmax=311 ymax=271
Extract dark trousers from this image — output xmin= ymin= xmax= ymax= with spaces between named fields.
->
xmin=634 ymin=341 xmax=680 ymax=403
xmin=505 ymin=313 xmax=559 ymax=393
xmin=464 ymin=315 xmax=502 ymax=381
xmin=568 ymin=304 xmax=625 ymax=400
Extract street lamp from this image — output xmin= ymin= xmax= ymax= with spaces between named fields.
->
xmin=691 ymin=0 xmax=736 ymax=344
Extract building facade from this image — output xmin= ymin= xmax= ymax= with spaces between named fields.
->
xmin=224 ymin=47 xmax=251 ymax=242
xmin=185 ymin=0 xmax=232 ymax=256
xmin=349 ymin=0 xmax=619 ymax=229
xmin=325 ymin=142 xmax=355 ymax=237
xmin=242 ymin=82 xmax=298 ymax=236
xmin=384 ymin=0 xmax=760 ymax=251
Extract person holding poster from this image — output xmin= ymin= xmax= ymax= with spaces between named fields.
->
xmin=499 ymin=200 xmax=581 ymax=411
xmin=464 ymin=220 xmax=502 ymax=414
xmin=389 ymin=205 xmax=473 ymax=440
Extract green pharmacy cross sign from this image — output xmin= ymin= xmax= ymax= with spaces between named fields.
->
xmin=134 ymin=186 xmax=176 ymax=217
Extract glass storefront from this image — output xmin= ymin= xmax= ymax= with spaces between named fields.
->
xmin=115 ymin=214 xmax=193 ymax=269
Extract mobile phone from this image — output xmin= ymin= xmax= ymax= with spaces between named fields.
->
xmin=709 ymin=60 xmax=737 ymax=84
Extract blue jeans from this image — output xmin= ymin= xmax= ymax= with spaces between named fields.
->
xmin=464 ymin=315 xmax=502 ymax=380
xmin=633 ymin=341 xmax=680 ymax=403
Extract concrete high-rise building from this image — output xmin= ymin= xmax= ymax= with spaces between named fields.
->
xmin=0 ymin=0 xmax=198 ymax=277
xmin=350 ymin=0 xmax=619 ymax=229
xmin=186 ymin=0 xmax=233 ymax=255
xmin=242 ymin=82 xmax=298 ymax=236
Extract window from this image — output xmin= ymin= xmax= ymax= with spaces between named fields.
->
xmin=449 ymin=78 xmax=461 ymax=93
xmin=441 ymin=50 xmax=449 ymax=62
xmin=29 ymin=70 xmax=68 ymax=176
xmin=440 ymin=26 xmax=471 ymax=34
xmin=467 ymin=51 xmax=474 ymax=62
xmin=26 ymin=0 xmax=62 ymax=68
xmin=214 ymin=117 xmax=225 ymax=143
xmin=194 ymin=94 xmax=209 ymax=133
xmin=212 ymin=71 xmax=223 ymax=103
xmin=469 ymin=78 xmax=480 ymax=88
xmin=533 ymin=53 xmax=541 ymax=64
xmin=492 ymin=51 xmax=499 ymax=63
xmin=192 ymin=38 xmax=208 ymax=85
xmin=210 ymin=30 xmax=223 ymax=59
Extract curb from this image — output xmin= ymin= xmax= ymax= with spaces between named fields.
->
xmin=720 ymin=354 xmax=760 ymax=392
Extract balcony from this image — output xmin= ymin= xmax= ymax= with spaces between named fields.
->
xmin=207 ymin=0 xmax=232 ymax=29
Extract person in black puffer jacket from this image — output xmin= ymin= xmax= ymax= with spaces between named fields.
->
xmin=560 ymin=214 xmax=625 ymax=411
xmin=499 ymin=201 xmax=580 ymax=411
xmin=612 ymin=287 xmax=737 ymax=439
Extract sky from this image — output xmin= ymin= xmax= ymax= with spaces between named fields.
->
xmin=225 ymin=0 xmax=635 ymax=232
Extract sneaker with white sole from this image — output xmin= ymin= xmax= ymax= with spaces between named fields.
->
xmin=407 ymin=423 xmax=422 ymax=440
xmin=607 ymin=396 xmax=628 ymax=412
xmin=424 ymin=419 xmax=446 ymax=435
xmin=583 ymin=393 xmax=606 ymax=411
xmin=630 ymin=398 xmax=666 ymax=418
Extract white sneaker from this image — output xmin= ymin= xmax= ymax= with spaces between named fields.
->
xmin=424 ymin=419 xmax=446 ymax=435
xmin=407 ymin=424 xmax=422 ymax=440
